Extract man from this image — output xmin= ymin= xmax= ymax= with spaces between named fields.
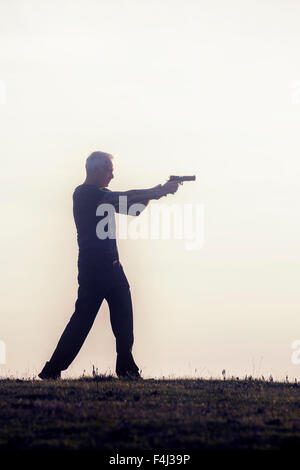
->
xmin=38 ymin=151 xmax=180 ymax=380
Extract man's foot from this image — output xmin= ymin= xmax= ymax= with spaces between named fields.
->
xmin=116 ymin=352 xmax=141 ymax=380
xmin=117 ymin=370 xmax=143 ymax=380
xmin=38 ymin=361 xmax=61 ymax=380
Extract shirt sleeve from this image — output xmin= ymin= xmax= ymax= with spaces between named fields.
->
xmin=95 ymin=187 xmax=161 ymax=215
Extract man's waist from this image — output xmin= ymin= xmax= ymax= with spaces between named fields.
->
xmin=78 ymin=247 xmax=119 ymax=262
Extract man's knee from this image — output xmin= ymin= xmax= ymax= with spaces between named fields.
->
xmin=72 ymin=293 xmax=102 ymax=324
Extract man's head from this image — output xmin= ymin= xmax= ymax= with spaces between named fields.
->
xmin=85 ymin=151 xmax=114 ymax=188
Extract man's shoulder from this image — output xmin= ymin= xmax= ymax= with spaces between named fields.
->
xmin=73 ymin=184 xmax=111 ymax=192
xmin=73 ymin=184 xmax=112 ymax=201
xmin=74 ymin=184 xmax=95 ymax=192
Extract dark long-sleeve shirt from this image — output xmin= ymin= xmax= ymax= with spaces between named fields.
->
xmin=73 ymin=183 xmax=161 ymax=262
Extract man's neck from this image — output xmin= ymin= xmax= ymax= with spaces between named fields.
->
xmin=82 ymin=181 xmax=108 ymax=190
xmin=84 ymin=175 xmax=98 ymax=185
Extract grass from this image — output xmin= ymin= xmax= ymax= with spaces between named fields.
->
xmin=0 ymin=375 xmax=299 ymax=450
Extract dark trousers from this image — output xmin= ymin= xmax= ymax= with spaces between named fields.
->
xmin=48 ymin=256 xmax=138 ymax=375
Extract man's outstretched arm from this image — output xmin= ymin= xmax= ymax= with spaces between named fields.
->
xmin=98 ymin=182 xmax=180 ymax=215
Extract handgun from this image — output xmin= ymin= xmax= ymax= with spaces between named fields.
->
xmin=168 ymin=175 xmax=196 ymax=185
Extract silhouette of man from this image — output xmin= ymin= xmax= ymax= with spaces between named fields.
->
xmin=38 ymin=151 xmax=180 ymax=380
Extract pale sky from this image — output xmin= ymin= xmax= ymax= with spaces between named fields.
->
xmin=1 ymin=0 xmax=300 ymax=380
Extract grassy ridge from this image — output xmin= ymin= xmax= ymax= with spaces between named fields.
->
xmin=0 ymin=376 xmax=299 ymax=450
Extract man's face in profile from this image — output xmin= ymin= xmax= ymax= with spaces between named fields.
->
xmin=102 ymin=160 xmax=114 ymax=187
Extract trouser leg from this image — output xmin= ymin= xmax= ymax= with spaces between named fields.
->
xmin=105 ymin=262 xmax=139 ymax=375
xmin=48 ymin=281 xmax=104 ymax=372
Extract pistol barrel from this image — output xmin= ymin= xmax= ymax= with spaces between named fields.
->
xmin=169 ymin=175 xmax=196 ymax=181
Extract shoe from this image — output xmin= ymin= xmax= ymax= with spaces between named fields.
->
xmin=116 ymin=352 xmax=141 ymax=379
xmin=38 ymin=361 xmax=61 ymax=380
xmin=118 ymin=370 xmax=143 ymax=380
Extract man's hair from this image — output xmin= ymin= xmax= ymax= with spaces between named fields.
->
xmin=85 ymin=151 xmax=113 ymax=174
